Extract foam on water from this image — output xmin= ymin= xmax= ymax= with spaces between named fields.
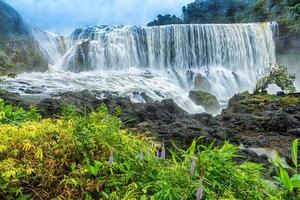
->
xmin=1 ymin=23 xmax=277 ymax=114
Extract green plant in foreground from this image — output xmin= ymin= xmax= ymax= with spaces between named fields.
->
xmin=0 ymin=99 xmax=40 ymax=125
xmin=0 ymin=100 xmax=283 ymax=199
xmin=273 ymin=139 xmax=300 ymax=199
xmin=254 ymin=63 xmax=296 ymax=94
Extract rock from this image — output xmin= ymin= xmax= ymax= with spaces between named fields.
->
xmin=0 ymin=90 xmax=29 ymax=108
xmin=189 ymin=90 xmax=221 ymax=114
xmin=235 ymin=149 xmax=270 ymax=166
xmin=287 ymin=128 xmax=300 ymax=137
xmin=219 ymin=92 xmax=300 ymax=164
xmin=192 ymin=73 xmax=211 ymax=92
xmin=0 ymin=89 xmax=299 ymax=165
xmin=0 ymin=1 xmax=48 ymax=73
xmin=132 ymin=91 xmax=154 ymax=103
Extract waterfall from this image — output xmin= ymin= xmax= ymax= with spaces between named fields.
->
xmin=1 ymin=23 xmax=276 ymax=114
xmin=59 ymin=23 xmax=275 ymax=98
xmin=62 ymin=24 xmax=275 ymax=73
xmin=31 ymin=27 xmax=66 ymax=65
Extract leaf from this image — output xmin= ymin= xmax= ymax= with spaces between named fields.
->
xmin=88 ymin=166 xmax=98 ymax=176
xmin=0 ymin=144 xmax=7 ymax=153
xmin=291 ymin=174 xmax=300 ymax=188
xmin=279 ymin=167 xmax=293 ymax=192
xmin=291 ymin=139 xmax=298 ymax=168
xmin=17 ymin=194 xmax=31 ymax=200
xmin=35 ymin=147 xmax=44 ymax=161
xmin=71 ymin=162 xmax=77 ymax=171
xmin=101 ymin=192 xmax=109 ymax=199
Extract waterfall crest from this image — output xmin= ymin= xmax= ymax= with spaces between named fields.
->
xmin=58 ymin=23 xmax=276 ymax=98
xmin=2 ymin=23 xmax=276 ymax=114
xmin=62 ymin=24 xmax=275 ymax=73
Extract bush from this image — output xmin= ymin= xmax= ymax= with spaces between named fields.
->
xmin=273 ymin=139 xmax=300 ymax=199
xmin=0 ymin=102 xmax=282 ymax=199
xmin=254 ymin=63 xmax=296 ymax=94
xmin=0 ymin=99 xmax=40 ymax=125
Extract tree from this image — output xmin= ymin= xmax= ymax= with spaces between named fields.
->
xmin=254 ymin=63 xmax=296 ymax=94
xmin=147 ymin=14 xmax=183 ymax=27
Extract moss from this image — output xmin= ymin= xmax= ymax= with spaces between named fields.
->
xmin=280 ymin=96 xmax=300 ymax=106
xmin=240 ymin=92 xmax=300 ymax=111
xmin=189 ymin=90 xmax=221 ymax=114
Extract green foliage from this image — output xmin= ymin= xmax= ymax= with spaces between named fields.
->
xmin=148 ymin=0 xmax=300 ymax=35
xmin=273 ymin=139 xmax=300 ymax=199
xmin=0 ymin=50 xmax=16 ymax=78
xmin=0 ymin=99 xmax=40 ymax=125
xmin=147 ymin=14 xmax=183 ymax=27
xmin=254 ymin=63 xmax=296 ymax=94
xmin=0 ymin=102 xmax=282 ymax=199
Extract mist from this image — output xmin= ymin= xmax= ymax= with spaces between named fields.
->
xmin=277 ymin=52 xmax=300 ymax=90
xmin=3 ymin=0 xmax=192 ymax=33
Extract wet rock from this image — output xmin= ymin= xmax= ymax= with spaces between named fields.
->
xmin=0 ymin=90 xmax=29 ymax=108
xmin=1 ymin=89 xmax=299 ymax=165
xmin=189 ymin=90 xmax=221 ymax=114
xmin=132 ymin=91 xmax=154 ymax=103
xmin=235 ymin=149 xmax=270 ymax=166
xmin=192 ymin=73 xmax=211 ymax=92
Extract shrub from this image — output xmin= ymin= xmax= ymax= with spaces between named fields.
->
xmin=0 ymin=99 xmax=40 ymax=125
xmin=0 ymin=102 xmax=282 ymax=199
xmin=273 ymin=139 xmax=300 ymax=199
xmin=254 ymin=63 xmax=296 ymax=94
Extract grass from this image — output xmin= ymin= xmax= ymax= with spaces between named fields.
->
xmin=239 ymin=91 xmax=300 ymax=111
xmin=0 ymin=100 xmax=285 ymax=199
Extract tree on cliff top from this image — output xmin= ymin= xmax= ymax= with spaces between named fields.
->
xmin=147 ymin=14 xmax=183 ymax=27
xmin=254 ymin=63 xmax=296 ymax=94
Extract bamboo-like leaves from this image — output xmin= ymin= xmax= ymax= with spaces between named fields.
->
xmin=292 ymin=138 xmax=298 ymax=169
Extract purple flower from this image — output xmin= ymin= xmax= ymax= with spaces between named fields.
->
xmin=161 ymin=141 xmax=166 ymax=160
xmin=139 ymin=148 xmax=144 ymax=161
xmin=196 ymin=175 xmax=204 ymax=200
xmin=190 ymin=156 xmax=196 ymax=176
xmin=146 ymin=148 xmax=150 ymax=157
xmin=108 ymin=151 xmax=114 ymax=166
xmin=156 ymin=149 xmax=160 ymax=160
xmin=196 ymin=185 xmax=203 ymax=200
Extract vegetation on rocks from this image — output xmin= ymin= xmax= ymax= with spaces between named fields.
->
xmin=0 ymin=100 xmax=283 ymax=199
xmin=189 ymin=90 xmax=221 ymax=114
xmin=254 ymin=63 xmax=296 ymax=94
xmin=238 ymin=90 xmax=300 ymax=111
xmin=0 ymin=1 xmax=48 ymax=73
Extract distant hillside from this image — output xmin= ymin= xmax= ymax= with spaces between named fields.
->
xmin=0 ymin=0 xmax=47 ymax=74
xmin=148 ymin=0 xmax=300 ymax=35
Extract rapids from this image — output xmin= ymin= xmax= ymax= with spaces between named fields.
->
xmin=0 ymin=23 xmax=276 ymax=114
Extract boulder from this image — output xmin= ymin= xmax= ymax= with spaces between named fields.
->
xmin=192 ymin=73 xmax=211 ymax=92
xmin=189 ymin=90 xmax=221 ymax=114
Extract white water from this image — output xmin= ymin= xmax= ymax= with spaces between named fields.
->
xmin=1 ymin=23 xmax=276 ymax=114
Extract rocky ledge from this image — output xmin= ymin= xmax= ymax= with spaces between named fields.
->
xmin=0 ymin=90 xmax=299 ymax=165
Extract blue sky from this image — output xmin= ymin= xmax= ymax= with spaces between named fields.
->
xmin=4 ymin=0 xmax=192 ymax=33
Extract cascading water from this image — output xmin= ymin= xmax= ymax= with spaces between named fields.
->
xmin=31 ymin=27 xmax=66 ymax=65
xmin=1 ymin=23 xmax=276 ymax=114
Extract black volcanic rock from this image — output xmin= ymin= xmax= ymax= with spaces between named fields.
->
xmin=0 ymin=1 xmax=48 ymax=73
xmin=0 ymin=89 xmax=299 ymax=165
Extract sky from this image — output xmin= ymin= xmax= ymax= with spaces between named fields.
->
xmin=4 ymin=0 xmax=192 ymax=33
